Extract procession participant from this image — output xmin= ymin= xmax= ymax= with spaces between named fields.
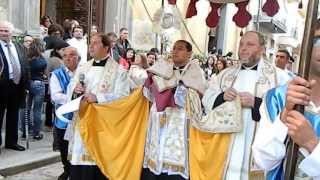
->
xmin=67 ymin=33 xmax=131 ymax=180
xmin=201 ymin=31 xmax=290 ymax=179
xmin=252 ymin=22 xmax=320 ymax=180
xmin=141 ymin=40 xmax=208 ymax=180
xmin=50 ymin=47 xmax=80 ymax=180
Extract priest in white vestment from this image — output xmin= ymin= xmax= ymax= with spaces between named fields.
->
xmin=66 ymin=33 xmax=131 ymax=180
xmin=202 ymin=31 xmax=291 ymax=180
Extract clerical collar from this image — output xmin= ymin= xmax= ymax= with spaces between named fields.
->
xmin=93 ymin=56 xmax=109 ymax=66
xmin=241 ymin=64 xmax=258 ymax=71
xmin=173 ymin=65 xmax=186 ymax=70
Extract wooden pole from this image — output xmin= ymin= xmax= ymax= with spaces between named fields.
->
xmin=160 ymin=0 xmax=164 ymax=55
xmin=87 ymin=0 xmax=93 ymax=41
xmin=284 ymin=0 xmax=319 ymax=179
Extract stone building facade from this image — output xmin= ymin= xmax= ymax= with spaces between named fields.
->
xmin=0 ymin=0 xmax=40 ymax=36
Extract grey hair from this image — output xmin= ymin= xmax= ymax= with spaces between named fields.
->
xmin=245 ymin=31 xmax=266 ymax=47
xmin=63 ymin=46 xmax=81 ymax=61
xmin=0 ymin=21 xmax=15 ymax=33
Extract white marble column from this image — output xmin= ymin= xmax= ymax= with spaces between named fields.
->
xmin=104 ymin=0 xmax=133 ymax=37
xmin=0 ymin=0 xmax=9 ymax=22
xmin=0 ymin=0 xmax=40 ymax=36
xmin=24 ymin=0 xmax=41 ymax=36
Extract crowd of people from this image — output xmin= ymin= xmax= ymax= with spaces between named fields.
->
xmin=0 ymin=15 xmax=319 ymax=180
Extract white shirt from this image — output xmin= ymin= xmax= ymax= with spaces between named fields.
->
xmin=252 ymin=103 xmax=320 ymax=179
xmin=0 ymin=40 xmax=21 ymax=79
xmin=67 ymin=38 xmax=87 ymax=65
xmin=50 ymin=67 xmax=74 ymax=105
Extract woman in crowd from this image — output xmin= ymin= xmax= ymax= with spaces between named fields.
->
xmin=203 ymin=55 xmax=216 ymax=80
xmin=119 ymin=48 xmax=135 ymax=70
xmin=40 ymin=16 xmax=53 ymax=39
xmin=44 ymin=24 xmax=64 ymax=50
xmin=128 ymin=53 xmax=149 ymax=87
xmin=211 ymin=59 xmax=227 ymax=79
xmin=23 ymin=39 xmax=47 ymax=140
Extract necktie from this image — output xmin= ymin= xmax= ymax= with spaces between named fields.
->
xmin=5 ymin=43 xmax=21 ymax=84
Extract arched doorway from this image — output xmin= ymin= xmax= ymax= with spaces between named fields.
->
xmin=41 ymin=0 xmax=106 ymax=34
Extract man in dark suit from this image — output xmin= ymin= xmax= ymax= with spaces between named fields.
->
xmin=115 ymin=27 xmax=131 ymax=58
xmin=0 ymin=21 xmax=29 ymax=151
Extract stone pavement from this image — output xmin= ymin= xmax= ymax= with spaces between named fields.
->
xmin=5 ymin=163 xmax=62 ymax=180
xmin=0 ymin=131 xmax=60 ymax=178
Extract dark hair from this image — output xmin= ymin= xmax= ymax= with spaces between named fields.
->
xmin=72 ymin=25 xmax=83 ymax=33
xmin=175 ymin=40 xmax=192 ymax=52
xmin=24 ymin=34 xmax=33 ymax=39
xmin=40 ymin=16 xmax=52 ymax=26
xmin=27 ymin=39 xmax=44 ymax=59
xmin=125 ymin=48 xmax=136 ymax=61
xmin=50 ymin=38 xmax=70 ymax=58
xmin=277 ymin=49 xmax=290 ymax=59
xmin=203 ymin=56 xmax=216 ymax=72
xmin=48 ymin=24 xmax=64 ymax=36
xmin=150 ymin=48 xmax=159 ymax=54
xmin=106 ymin=32 xmax=117 ymax=39
xmin=63 ymin=19 xmax=72 ymax=33
xmin=120 ymin=27 xmax=128 ymax=33
xmin=215 ymin=59 xmax=227 ymax=74
xmin=205 ymin=56 xmax=215 ymax=66
xmin=147 ymin=51 xmax=157 ymax=61
xmin=92 ymin=33 xmax=112 ymax=47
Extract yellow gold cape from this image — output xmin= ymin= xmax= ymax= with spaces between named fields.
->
xmin=189 ymin=128 xmax=232 ymax=180
xmin=79 ymin=88 xmax=149 ymax=180
xmin=79 ymin=88 xmax=231 ymax=180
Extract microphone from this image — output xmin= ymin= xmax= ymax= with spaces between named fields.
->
xmin=72 ymin=73 xmax=85 ymax=99
xmin=79 ymin=73 xmax=85 ymax=87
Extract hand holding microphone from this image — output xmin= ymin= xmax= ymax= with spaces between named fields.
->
xmin=74 ymin=73 xmax=98 ymax=103
xmin=74 ymin=73 xmax=86 ymax=97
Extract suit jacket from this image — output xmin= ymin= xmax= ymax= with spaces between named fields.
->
xmin=0 ymin=42 xmax=30 ymax=107
xmin=115 ymin=39 xmax=131 ymax=58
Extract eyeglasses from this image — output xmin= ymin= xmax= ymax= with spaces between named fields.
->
xmin=314 ymin=36 xmax=320 ymax=47
xmin=276 ymin=55 xmax=286 ymax=58
xmin=53 ymin=31 xmax=61 ymax=36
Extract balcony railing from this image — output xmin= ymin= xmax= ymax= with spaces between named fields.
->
xmin=253 ymin=15 xmax=287 ymax=33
